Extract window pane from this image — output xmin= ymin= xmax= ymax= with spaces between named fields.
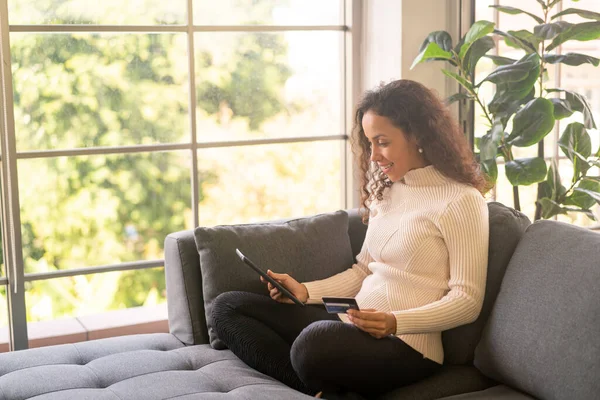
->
xmin=198 ymin=140 xmax=343 ymax=226
xmin=8 ymin=0 xmax=186 ymax=25
xmin=0 ymin=285 xmax=8 ymax=353
xmin=195 ymin=31 xmax=343 ymax=142
xmin=476 ymin=0 xmax=495 ymax=23
xmin=19 ymin=152 xmax=191 ymax=272
xmin=497 ymin=0 xmax=541 ymax=32
xmin=25 ymin=267 xmax=166 ymax=323
xmin=11 ymin=33 xmax=189 ymax=150
xmin=193 ymin=0 xmax=342 ymax=26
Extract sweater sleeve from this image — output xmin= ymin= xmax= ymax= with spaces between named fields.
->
xmin=392 ymin=190 xmax=489 ymax=334
xmin=302 ymin=238 xmax=373 ymax=304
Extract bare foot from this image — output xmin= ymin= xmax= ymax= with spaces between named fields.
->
xmin=315 ymin=391 xmax=323 ymax=398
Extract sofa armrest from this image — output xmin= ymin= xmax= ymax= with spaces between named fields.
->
xmin=164 ymin=230 xmax=209 ymax=346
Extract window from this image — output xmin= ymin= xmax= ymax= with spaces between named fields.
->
xmin=474 ymin=0 xmax=600 ymax=225
xmin=0 ymin=0 xmax=354 ymax=351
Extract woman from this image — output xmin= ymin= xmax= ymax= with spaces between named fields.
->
xmin=212 ymin=79 xmax=490 ymax=399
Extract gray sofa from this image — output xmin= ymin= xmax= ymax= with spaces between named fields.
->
xmin=1 ymin=202 xmax=598 ymax=400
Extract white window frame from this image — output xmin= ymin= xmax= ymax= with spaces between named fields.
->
xmin=0 ymin=0 xmax=362 ymax=351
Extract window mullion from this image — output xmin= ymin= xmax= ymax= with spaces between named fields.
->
xmin=0 ymin=0 xmax=28 ymax=351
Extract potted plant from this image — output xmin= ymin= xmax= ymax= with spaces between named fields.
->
xmin=412 ymin=0 xmax=600 ymax=221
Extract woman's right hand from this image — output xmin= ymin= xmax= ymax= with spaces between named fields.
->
xmin=260 ymin=270 xmax=309 ymax=304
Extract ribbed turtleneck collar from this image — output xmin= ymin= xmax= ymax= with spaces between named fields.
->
xmin=398 ymin=165 xmax=448 ymax=186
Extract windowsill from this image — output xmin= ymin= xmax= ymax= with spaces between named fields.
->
xmin=0 ymin=303 xmax=168 ymax=352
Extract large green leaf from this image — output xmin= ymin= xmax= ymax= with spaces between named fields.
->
xmin=490 ymin=6 xmax=544 ymax=24
xmin=446 ymin=92 xmax=473 ymax=105
xmin=411 ymin=41 xmax=453 ymax=70
xmin=548 ymin=0 xmax=563 ymax=8
xmin=442 ymin=69 xmax=473 ymax=92
xmin=486 ymin=54 xmax=540 ymax=115
xmin=538 ymin=198 xmax=568 ymax=219
xmin=566 ymin=179 xmax=600 ymax=209
xmin=543 ymin=53 xmax=600 ymax=67
xmin=538 ymin=180 xmax=553 ymax=199
xmin=485 ymin=55 xmax=517 ymax=66
xmin=507 ymin=98 xmax=555 ymax=147
xmin=494 ymin=29 xmax=537 ymax=52
xmin=459 ymin=21 xmax=495 ymax=59
xmin=551 ymin=8 xmax=600 ymax=21
xmin=478 ymin=119 xmax=504 ymax=161
xmin=547 ymin=89 xmax=597 ymax=129
xmin=507 ymin=30 xmax=542 ymax=50
xmin=479 ymin=53 xmax=540 ymax=85
xmin=465 ymin=36 xmax=495 ymax=74
xmin=534 ymin=21 xmax=573 ymax=40
xmin=535 ymin=0 xmax=548 ymax=8
xmin=506 ymin=157 xmax=548 ymax=186
xmin=546 ymin=162 xmax=567 ymax=201
xmin=558 ymin=122 xmax=592 ymax=177
xmin=551 ymin=98 xmax=575 ymax=120
xmin=489 ymin=87 xmax=535 ymax=119
xmin=546 ymin=21 xmax=600 ymax=52
xmin=573 ymin=187 xmax=600 ymax=205
xmin=480 ymin=158 xmax=498 ymax=184
xmin=418 ymin=31 xmax=453 ymax=53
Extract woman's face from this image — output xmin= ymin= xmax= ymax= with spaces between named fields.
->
xmin=362 ymin=110 xmax=425 ymax=182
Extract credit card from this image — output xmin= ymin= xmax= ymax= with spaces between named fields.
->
xmin=322 ymin=297 xmax=359 ymax=314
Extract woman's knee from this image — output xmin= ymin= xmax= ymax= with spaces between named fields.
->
xmin=290 ymin=320 xmax=344 ymax=385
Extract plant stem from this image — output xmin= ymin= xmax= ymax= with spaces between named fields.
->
xmin=455 ymin=55 xmax=494 ymax=126
xmin=474 ymin=94 xmax=493 ymax=127
xmin=534 ymin=3 xmax=550 ymax=221
xmin=502 ymin=146 xmax=522 ymax=211
xmin=513 ymin=186 xmax=521 ymax=211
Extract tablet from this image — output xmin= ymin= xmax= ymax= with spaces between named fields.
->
xmin=235 ymin=248 xmax=305 ymax=307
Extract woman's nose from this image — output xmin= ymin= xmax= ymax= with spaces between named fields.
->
xmin=370 ymin=148 xmax=380 ymax=162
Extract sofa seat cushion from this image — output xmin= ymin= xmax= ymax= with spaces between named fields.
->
xmin=377 ymin=365 xmax=496 ymax=400
xmin=0 ymin=334 xmax=312 ymax=400
xmin=438 ymin=385 xmax=536 ymax=399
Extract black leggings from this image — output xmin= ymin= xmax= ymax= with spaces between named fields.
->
xmin=212 ymin=291 xmax=441 ymax=397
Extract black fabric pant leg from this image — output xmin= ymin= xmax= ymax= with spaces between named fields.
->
xmin=211 ymin=291 xmax=339 ymax=394
xmin=290 ymin=320 xmax=442 ymax=397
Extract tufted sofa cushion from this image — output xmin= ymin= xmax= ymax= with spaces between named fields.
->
xmin=0 ymin=333 xmax=312 ymax=400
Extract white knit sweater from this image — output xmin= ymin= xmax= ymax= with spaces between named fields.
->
xmin=303 ymin=165 xmax=489 ymax=364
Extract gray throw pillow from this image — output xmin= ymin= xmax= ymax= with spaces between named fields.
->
xmin=194 ymin=210 xmax=355 ymax=349
xmin=442 ymin=202 xmax=531 ymax=365
xmin=474 ymin=220 xmax=600 ymax=400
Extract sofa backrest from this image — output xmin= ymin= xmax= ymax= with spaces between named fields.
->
xmin=442 ymin=202 xmax=531 ymax=365
xmin=164 ymin=209 xmax=368 ymax=346
xmin=164 ymin=203 xmax=529 ymax=359
xmin=474 ymin=220 xmax=600 ymax=400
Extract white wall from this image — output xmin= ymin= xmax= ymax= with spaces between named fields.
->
xmin=361 ymin=0 xmax=461 ymax=99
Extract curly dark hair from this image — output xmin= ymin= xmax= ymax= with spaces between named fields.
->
xmin=351 ymin=79 xmax=489 ymax=222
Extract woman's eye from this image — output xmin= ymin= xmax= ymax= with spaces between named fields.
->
xmin=378 ymin=142 xmax=388 ymax=147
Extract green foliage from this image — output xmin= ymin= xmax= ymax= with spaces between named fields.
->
xmin=505 ymin=157 xmax=548 ymax=186
xmin=7 ymin=4 xmax=295 ymax=320
xmin=196 ymin=33 xmax=292 ymax=131
xmin=411 ymin=0 xmax=600 ymax=221
xmin=507 ymin=98 xmax=555 ymax=147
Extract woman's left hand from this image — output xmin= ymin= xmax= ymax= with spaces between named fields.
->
xmin=347 ymin=309 xmax=397 ymax=339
